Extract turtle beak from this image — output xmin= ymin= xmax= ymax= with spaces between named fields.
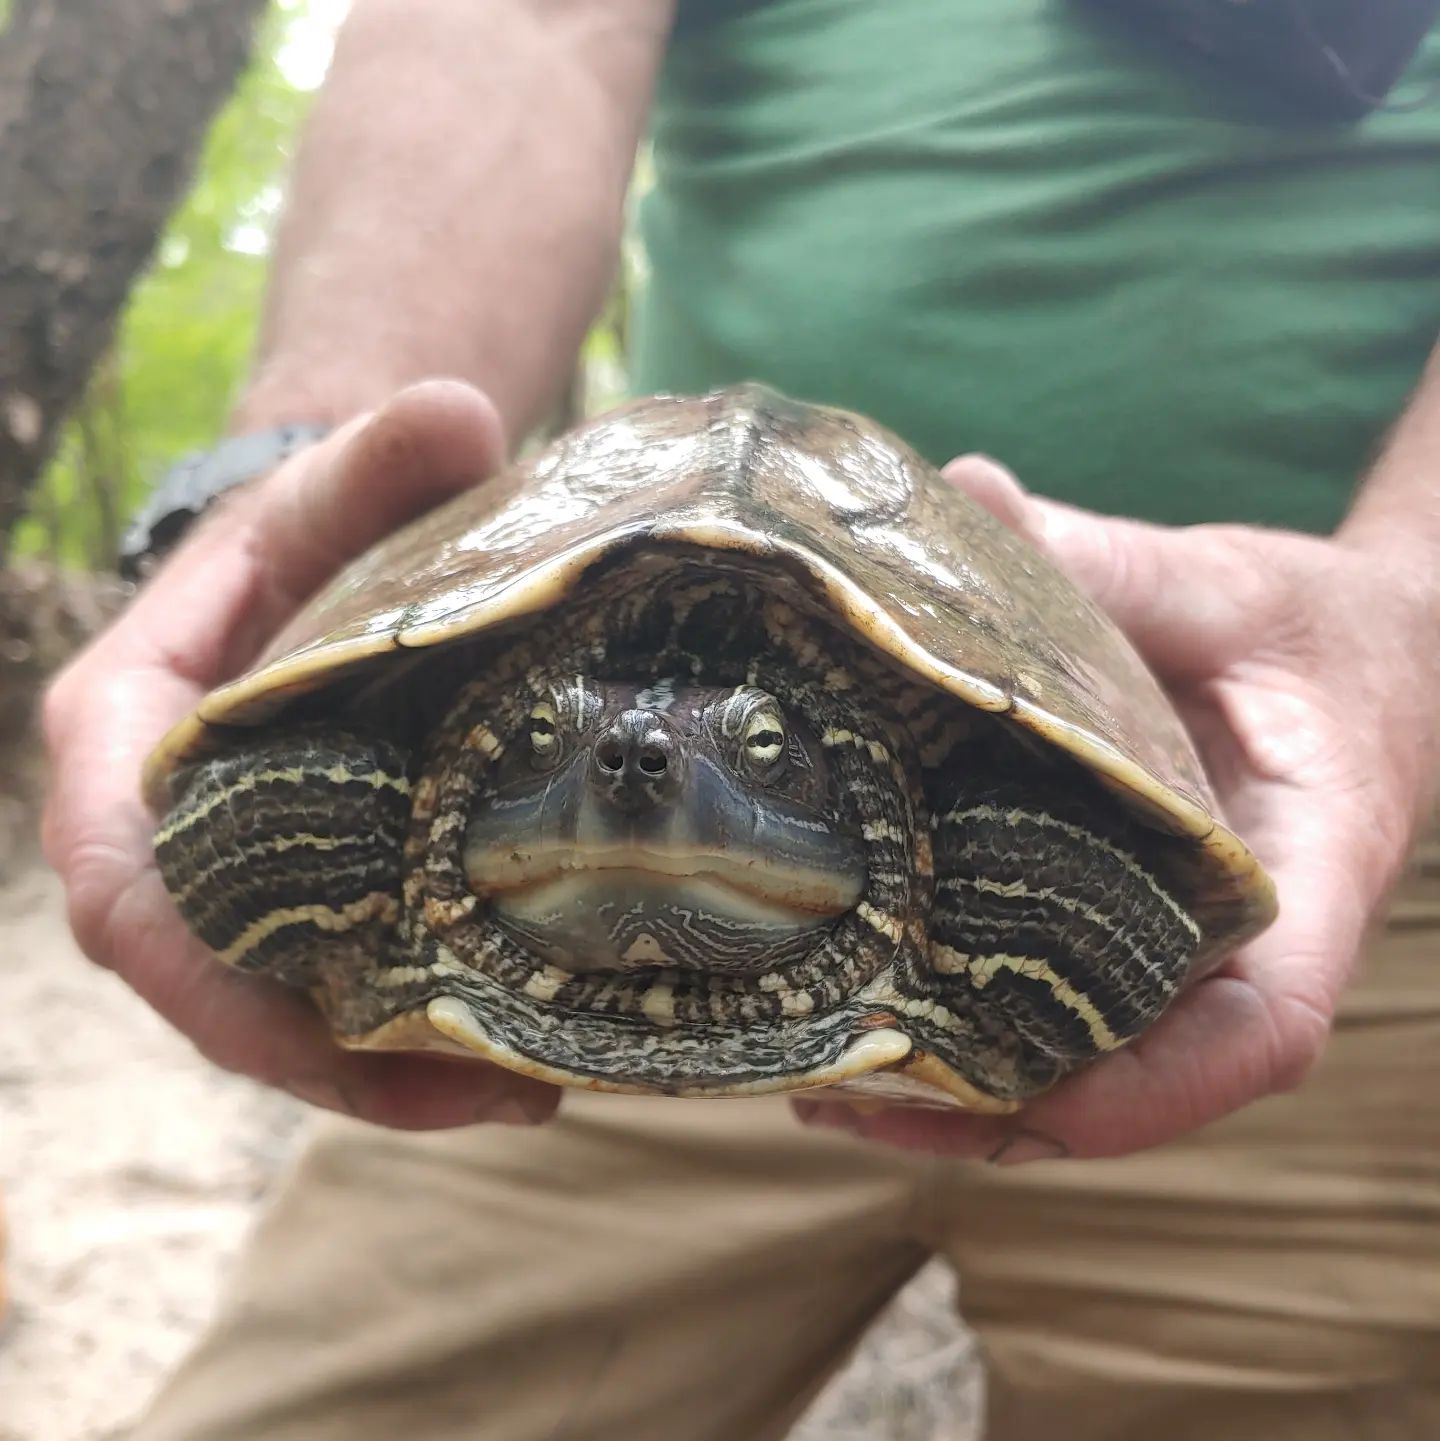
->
xmin=588 ymin=708 xmax=684 ymax=818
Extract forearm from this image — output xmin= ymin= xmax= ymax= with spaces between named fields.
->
xmin=232 ymin=0 xmax=673 ymax=443
xmin=1336 ymin=341 xmax=1440 ymax=807
xmin=1339 ymin=340 xmax=1440 ymax=586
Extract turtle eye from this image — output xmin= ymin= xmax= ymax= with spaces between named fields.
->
xmin=527 ymin=701 xmax=561 ymax=768
xmin=742 ymin=709 xmax=787 ymax=775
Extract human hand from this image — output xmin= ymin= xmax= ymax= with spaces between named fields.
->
xmin=796 ymin=456 xmax=1440 ymax=1161
xmin=43 ymin=381 xmax=561 ymax=1130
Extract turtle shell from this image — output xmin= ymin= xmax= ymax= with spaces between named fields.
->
xmin=146 ymin=385 xmax=1275 ymax=1100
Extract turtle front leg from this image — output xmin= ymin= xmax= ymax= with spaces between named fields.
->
xmin=153 ymin=728 xmax=411 ymax=988
xmin=926 ymin=765 xmax=1202 ymax=1099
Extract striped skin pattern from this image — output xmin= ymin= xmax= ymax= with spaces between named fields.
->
xmin=154 ymin=567 xmax=1202 ymax=1102
xmin=153 ymin=731 xmax=410 ymax=987
xmin=917 ymin=766 xmax=1201 ymax=1100
xmin=496 ymin=910 xmax=829 ymax=980
xmin=941 ymin=791 xmax=1195 ymax=1045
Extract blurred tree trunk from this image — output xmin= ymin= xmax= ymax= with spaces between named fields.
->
xmin=0 ymin=0 xmax=268 ymax=557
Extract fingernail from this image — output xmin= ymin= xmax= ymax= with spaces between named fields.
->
xmin=795 ymin=1101 xmax=864 ymax=1136
xmin=283 ymin=1076 xmax=357 ymax=1115
xmin=478 ymin=1094 xmax=552 ymax=1126
xmin=987 ymin=1129 xmax=1069 ymax=1166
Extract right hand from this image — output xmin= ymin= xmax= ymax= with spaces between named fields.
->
xmin=43 ymin=380 xmax=561 ymax=1129
xmin=798 ymin=455 xmax=1438 ymax=1162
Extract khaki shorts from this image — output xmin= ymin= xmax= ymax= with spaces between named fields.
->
xmin=132 ymin=843 xmax=1440 ymax=1441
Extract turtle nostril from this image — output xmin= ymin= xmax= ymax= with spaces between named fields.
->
xmin=593 ymin=712 xmax=677 ymax=793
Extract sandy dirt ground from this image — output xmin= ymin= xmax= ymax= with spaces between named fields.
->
xmin=0 ymin=843 xmax=980 ymax=1441
xmin=0 ymin=857 xmax=304 ymax=1441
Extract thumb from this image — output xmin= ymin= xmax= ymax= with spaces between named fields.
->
xmin=129 ymin=379 xmax=509 ymax=679
xmin=942 ymin=454 xmax=1269 ymax=682
xmin=251 ymin=378 xmax=509 ymax=606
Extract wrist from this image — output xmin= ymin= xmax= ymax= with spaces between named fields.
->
xmin=1336 ymin=523 xmax=1440 ymax=649
xmin=228 ymin=362 xmax=386 ymax=438
xmin=1335 ymin=542 xmax=1440 ymax=819
xmin=1336 ymin=376 xmax=1440 ymax=593
xmin=118 ymin=422 xmax=333 ymax=581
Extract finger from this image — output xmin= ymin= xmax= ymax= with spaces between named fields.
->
xmin=941 ymin=455 xmax=1277 ymax=681
xmin=938 ymin=454 xmax=1044 ymax=545
xmin=794 ymin=969 xmax=1313 ymax=1159
xmin=42 ymin=664 xmax=203 ymax=910
xmin=52 ymin=744 xmax=560 ymax=1131
xmin=130 ymin=379 xmax=507 ymax=685
xmin=794 ymin=966 xmax=1282 ymax=1159
xmin=243 ymin=377 xmax=507 ymax=619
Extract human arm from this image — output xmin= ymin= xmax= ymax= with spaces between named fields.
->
xmin=798 ymin=351 xmax=1440 ymax=1161
xmin=233 ymin=0 xmax=671 ymax=439
xmin=42 ymin=0 xmax=675 ymax=1129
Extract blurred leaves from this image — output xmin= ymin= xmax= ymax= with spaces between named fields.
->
xmin=13 ymin=0 xmax=629 ymax=572
xmin=11 ymin=0 xmax=329 ymax=568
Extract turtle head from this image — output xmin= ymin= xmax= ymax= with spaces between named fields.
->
xmin=463 ymin=678 xmax=866 ymax=973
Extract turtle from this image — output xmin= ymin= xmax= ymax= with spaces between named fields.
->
xmin=144 ymin=385 xmax=1276 ymax=1113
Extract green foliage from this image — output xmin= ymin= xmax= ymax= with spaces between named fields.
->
xmin=13 ymin=1 xmax=322 ymax=568
xmin=14 ymin=0 xmax=632 ymax=572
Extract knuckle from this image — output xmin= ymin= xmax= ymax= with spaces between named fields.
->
xmin=40 ymin=662 xmax=82 ymax=751
xmin=59 ymin=839 xmax=132 ymax=967
xmin=1269 ymin=989 xmax=1334 ymax=1094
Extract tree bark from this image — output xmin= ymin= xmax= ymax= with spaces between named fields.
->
xmin=0 ymin=0 xmax=268 ymax=554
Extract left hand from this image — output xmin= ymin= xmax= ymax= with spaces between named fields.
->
xmin=43 ymin=382 xmax=561 ymax=1131
xmin=795 ymin=456 xmax=1440 ymax=1162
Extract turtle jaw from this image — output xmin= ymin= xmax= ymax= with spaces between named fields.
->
xmin=464 ymin=746 xmax=865 ymax=974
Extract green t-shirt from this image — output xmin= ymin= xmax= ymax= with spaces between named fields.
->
xmin=629 ymin=0 xmax=1440 ymax=531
